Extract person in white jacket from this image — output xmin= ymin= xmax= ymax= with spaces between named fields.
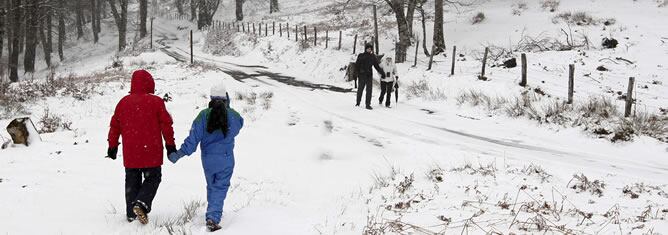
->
xmin=378 ymin=56 xmax=399 ymax=108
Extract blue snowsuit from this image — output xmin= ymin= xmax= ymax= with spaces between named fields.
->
xmin=173 ymin=105 xmax=244 ymax=224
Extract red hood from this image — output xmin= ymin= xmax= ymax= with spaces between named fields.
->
xmin=130 ymin=70 xmax=155 ymax=94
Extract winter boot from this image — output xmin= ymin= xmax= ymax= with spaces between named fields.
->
xmin=206 ymin=219 xmax=222 ymax=232
xmin=126 ymin=216 xmax=136 ymax=223
xmin=132 ymin=204 xmax=149 ymax=225
xmin=366 ymin=106 xmax=373 ymax=110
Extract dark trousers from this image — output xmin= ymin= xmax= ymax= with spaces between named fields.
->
xmin=125 ymin=167 xmax=162 ymax=218
xmin=379 ymin=81 xmax=393 ymax=106
xmin=356 ymin=76 xmax=373 ymax=107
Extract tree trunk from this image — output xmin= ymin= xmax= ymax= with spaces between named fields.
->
xmin=9 ymin=0 xmax=22 ymax=82
xmin=235 ymin=0 xmax=243 ymax=21
xmin=95 ymin=0 xmax=101 ymax=32
xmin=270 ymin=0 xmax=279 ymax=14
xmin=23 ymin=0 xmax=38 ymax=73
xmin=38 ymin=8 xmax=51 ymax=68
xmin=419 ymin=5 xmax=429 ymax=56
xmin=0 ymin=5 xmax=5 ymax=59
xmin=175 ymin=0 xmax=184 ymax=15
xmin=432 ymin=0 xmax=445 ymax=55
xmin=91 ymin=0 xmax=99 ymax=42
xmin=385 ymin=0 xmax=411 ymax=63
xmin=107 ymin=0 xmax=127 ymax=51
xmin=76 ymin=0 xmax=84 ymax=39
xmin=139 ymin=0 xmax=147 ymax=38
xmin=406 ymin=0 xmax=417 ymax=36
xmin=197 ymin=0 xmax=221 ymax=29
xmin=190 ymin=0 xmax=197 ymax=21
xmin=58 ymin=0 xmax=65 ymax=60
xmin=101 ymin=0 xmax=107 ymax=18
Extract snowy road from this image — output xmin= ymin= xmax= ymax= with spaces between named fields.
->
xmin=155 ymin=28 xmax=668 ymax=179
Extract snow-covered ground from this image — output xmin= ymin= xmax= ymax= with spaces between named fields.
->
xmin=1 ymin=0 xmax=667 ymax=234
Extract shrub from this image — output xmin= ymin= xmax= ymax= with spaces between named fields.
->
xmin=471 ymin=12 xmax=486 ymax=24
xmin=540 ymin=0 xmax=560 ymax=12
xmin=37 ymin=108 xmax=72 ymax=134
xmin=512 ymin=1 xmax=529 ymax=16
xmin=404 ymin=80 xmax=447 ymax=101
xmin=298 ymin=39 xmax=311 ymax=51
xmin=553 ymin=11 xmax=598 ymax=26
xmin=204 ymin=29 xmax=241 ymax=56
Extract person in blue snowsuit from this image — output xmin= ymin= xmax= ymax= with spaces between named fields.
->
xmin=168 ymin=83 xmax=243 ymax=232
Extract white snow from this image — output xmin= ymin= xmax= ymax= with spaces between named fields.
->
xmin=1 ymin=0 xmax=667 ymax=234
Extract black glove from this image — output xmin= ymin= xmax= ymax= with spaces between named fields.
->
xmin=166 ymin=145 xmax=177 ymax=156
xmin=107 ymin=147 xmax=118 ymax=160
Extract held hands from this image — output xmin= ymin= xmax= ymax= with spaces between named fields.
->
xmin=168 ymin=150 xmax=185 ymax=164
xmin=166 ymin=145 xmax=177 ymax=155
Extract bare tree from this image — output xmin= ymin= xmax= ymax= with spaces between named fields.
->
xmin=57 ymin=0 xmax=65 ymax=60
xmin=23 ymin=0 xmax=39 ymax=73
xmin=39 ymin=0 xmax=52 ymax=67
xmin=405 ymin=0 xmax=417 ymax=36
xmin=9 ymin=0 xmax=22 ymax=82
xmin=197 ymin=0 xmax=220 ymax=29
xmin=270 ymin=0 xmax=279 ymax=13
xmin=91 ymin=0 xmax=99 ymax=42
xmin=75 ymin=0 xmax=84 ymax=39
xmin=235 ymin=0 xmax=242 ymax=21
xmin=417 ymin=0 xmax=429 ymax=56
xmin=383 ymin=0 xmax=416 ymax=63
xmin=139 ymin=0 xmax=147 ymax=38
xmin=175 ymin=0 xmax=184 ymax=16
xmin=190 ymin=0 xmax=196 ymax=21
xmin=0 ymin=4 xmax=5 ymax=59
xmin=107 ymin=0 xmax=128 ymax=51
xmin=432 ymin=0 xmax=445 ymax=55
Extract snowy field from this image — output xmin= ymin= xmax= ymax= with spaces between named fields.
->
xmin=1 ymin=0 xmax=667 ymax=234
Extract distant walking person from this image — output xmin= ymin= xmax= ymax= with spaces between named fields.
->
xmin=355 ymin=43 xmax=385 ymax=110
xmin=379 ymin=56 xmax=399 ymax=108
xmin=168 ymin=83 xmax=244 ymax=232
xmin=107 ymin=70 xmax=177 ymax=224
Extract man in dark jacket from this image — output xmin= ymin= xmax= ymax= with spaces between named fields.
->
xmin=107 ymin=70 xmax=176 ymax=224
xmin=355 ymin=43 xmax=385 ymax=110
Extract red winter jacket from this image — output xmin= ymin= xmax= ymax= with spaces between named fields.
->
xmin=108 ymin=70 xmax=175 ymax=168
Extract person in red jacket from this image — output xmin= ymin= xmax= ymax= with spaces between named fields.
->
xmin=107 ymin=70 xmax=176 ymax=224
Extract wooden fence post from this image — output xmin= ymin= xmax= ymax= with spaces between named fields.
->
xmin=624 ymin=77 xmax=635 ymax=117
xmin=303 ymin=25 xmax=307 ymax=41
xmin=253 ymin=23 xmax=256 ymax=34
xmin=568 ymin=64 xmax=575 ymax=104
xmin=373 ymin=4 xmax=379 ymax=54
xmin=520 ymin=53 xmax=527 ymax=87
xmin=353 ymin=34 xmax=358 ymax=54
xmin=480 ymin=47 xmax=489 ymax=79
xmin=338 ymin=31 xmax=342 ymax=50
xmin=190 ymin=30 xmax=193 ymax=64
xmin=427 ymin=45 xmax=435 ymax=70
xmin=242 ymin=22 xmax=245 ymax=32
xmin=325 ymin=29 xmax=329 ymax=49
xmin=273 ymin=21 xmax=275 ymax=35
xmin=279 ymin=23 xmax=282 ymax=37
xmin=265 ymin=22 xmax=268 ymax=36
xmin=412 ymin=39 xmax=419 ymax=67
xmin=287 ymin=23 xmax=290 ymax=39
xmin=451 ymin=46 xmax=457 ymax=75
xmin=295 ymin=25 xmax=298 ymax=42
xmin=150 ymin=18 xmax=153 ymax=49
xmin=314 ymin=26 xmax=318 ymax=46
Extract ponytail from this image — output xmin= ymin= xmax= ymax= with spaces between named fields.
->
xmin=207 ymin=99 xmax=229 ymax=136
